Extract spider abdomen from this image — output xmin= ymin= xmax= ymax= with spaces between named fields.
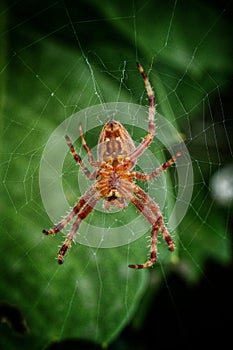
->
xmin=97 ymin=119 xmax=135 ymax=164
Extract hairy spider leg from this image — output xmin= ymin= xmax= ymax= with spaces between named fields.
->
xmin=43 ymin=199 xmax=85 ymax=236
xmin=129 ymin=63 xmax=156 ymax=163
xmin=133 ymin=150 xmax=182 ymax=181
xmin=137 ymin=62 xmax=155 ymax=129
xmin=57 ymin=189 xmax=101 ymax=264
xmin=79 ymin=124 xmax=101 ymax=167
xmin=128 ymin=186 xmax=174 ymax=269
xmin=42 ymin=132 xmax=99 ymax=237
xmin=136 ymin=187 xmax=174 ymax=251
xmin=42 ymin=185 xmax=97 ymax=236
xmin=65 ymin=135 xmax=97 ymax=180
xmin=129 ymin=195 xmax=159 ymax=269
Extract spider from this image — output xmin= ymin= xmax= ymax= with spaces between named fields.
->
xmin=43 ymin=63 xmax=182 ymax=269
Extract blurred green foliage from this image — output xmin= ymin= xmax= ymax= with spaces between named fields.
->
xmin=0 ymin=0 xmax=232 ymax=349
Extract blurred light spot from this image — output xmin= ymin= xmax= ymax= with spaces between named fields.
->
xmin=210 ymin=164 xmax=233 ymax=206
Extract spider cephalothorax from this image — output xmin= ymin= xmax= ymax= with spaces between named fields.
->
xmin=43 ymin=63 xmax=181 ymax=268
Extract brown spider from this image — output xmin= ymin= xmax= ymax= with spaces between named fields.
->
xmin=43 ymin=63 xmax=182 ymax=269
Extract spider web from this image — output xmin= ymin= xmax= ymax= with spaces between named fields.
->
xmin=0 ymin=0 xmax=232 ymax=348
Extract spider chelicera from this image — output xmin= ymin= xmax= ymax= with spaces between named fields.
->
xmin=43 ymin=63 xmax=182 ymax=269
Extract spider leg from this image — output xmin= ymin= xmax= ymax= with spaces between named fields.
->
xmin=137 ymin=63 xmax=155 ymax=128
xmin=133 ymin=151 xmax=182 ymax=181
xmin=42 ymin=185 xmax=97 ymax=236
xmin=65 ymin=135 xmax=97 ymax=180
xmin=128 ymin=187 xmax=174 ymax=269
xmin=129 ymin=195 xmax=159 ymax=269
xmin=57 ymin=189 xmax=101 ymax=264
xmin=79 ymin=124 xmax=101 ymax=167
xmin=136 ymin=187 xmax=175 ymax=251
xmin=129 ymin=63 xmax=156 ymax=162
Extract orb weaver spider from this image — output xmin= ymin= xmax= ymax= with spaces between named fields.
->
xmin=43 ymin=63 xmax=181 ymax=269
